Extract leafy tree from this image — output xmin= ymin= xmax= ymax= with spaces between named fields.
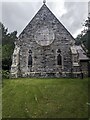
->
xmin=86 ymin=16 xmax=90 ymax=55
xmin=75 ymin=34 xmax=83 ymax=45
xmin=1 ymin=22 xmax=17 ymax=71
xmin=75 ymin=16 xmax=90 ymax=53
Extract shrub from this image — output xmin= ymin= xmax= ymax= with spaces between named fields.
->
xmin=2 ymin=70 xmax=10 ymax=79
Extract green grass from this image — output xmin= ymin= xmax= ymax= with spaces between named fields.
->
xmin=0 ymin=84 xmax=2 ymax=120
xmin=2 ymin=78 xmax=88 ymax=118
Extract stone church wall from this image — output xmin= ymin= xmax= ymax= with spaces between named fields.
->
xmin=11 ymin=4 xmax=89 ymax=78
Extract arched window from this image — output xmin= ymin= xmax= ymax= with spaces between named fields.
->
xmin=28 ymin=55 xmax=32 ymax=66
xmin=57 ymin=54 xmax=62 ymax=65
xmin=57 ymin=49 xmax=62 ymax=65
xmin=28 ymin=50 xmax=32 ymax=67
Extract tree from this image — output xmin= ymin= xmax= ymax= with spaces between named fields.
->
xmin=86 ymin=16 xmax=90 ymax=55
xmin=1 ymin=22 xmax=17 ymax=71
xmin=75 ymin=34 xmax=83 ymax=45
xmin=75 ymin=16 xmax=90 ymax=53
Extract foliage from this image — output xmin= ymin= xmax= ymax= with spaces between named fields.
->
xmin=2 ymin=44 xmax=14 ymax=70
xmin=75 ymin=32 xmax=88 ymax=48
xmin=0 ymin=45 xmax=2 ymax=66
xmin=2 ymin=23 xmax=17 ymax=46
xmin=75 ymin=34 xmax=83 ymax=45
xmin=2 ymin=70 xmax=9 ymax=79
xmin=84 ymin=16 xmax=90 ymax=28
xmin=2 ymin=78 xmax=88 ymax=118
xmin=1 ymin=22 xmax=17 ymax=71
xmin=75 ymin=17 xmax=90 ymax=54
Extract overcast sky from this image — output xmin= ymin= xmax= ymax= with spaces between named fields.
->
xmin=0 ymin=0 xmax=89 ymax=38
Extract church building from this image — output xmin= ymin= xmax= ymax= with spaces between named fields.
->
xmin=11 ymin=1 xmax=89 ymax=78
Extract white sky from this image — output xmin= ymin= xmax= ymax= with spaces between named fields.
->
xmin=0 ymin=0 xmax=89 ymax=38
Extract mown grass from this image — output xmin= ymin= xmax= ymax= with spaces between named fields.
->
xmin=0 ymin=84 xmax=2 ymax=120
xmin=2 ymin=78 xmax=88 ymax=118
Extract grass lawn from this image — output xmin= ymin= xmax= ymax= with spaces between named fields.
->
xmin=2 ymin=78 xmax=88 ymax=118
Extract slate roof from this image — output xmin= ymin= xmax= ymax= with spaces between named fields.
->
xmin=76 ymin=45 xmax=89 ymax=61
xmin=71 ymin=45 xmax=89 ymax=61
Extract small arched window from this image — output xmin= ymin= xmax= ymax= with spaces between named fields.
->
xmin=28 ymin=55 xmax=32 ymax=66
xmin=57 ymin=54 xmax=62 ymax=65
xmin=57 ymin=49 xmax=62 ymax=65
xmin=28 ymin=50 xmax=32 ymax=67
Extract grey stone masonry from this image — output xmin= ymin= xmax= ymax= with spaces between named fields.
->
xmin=11 ymin=3 xmax=89 ymax=78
